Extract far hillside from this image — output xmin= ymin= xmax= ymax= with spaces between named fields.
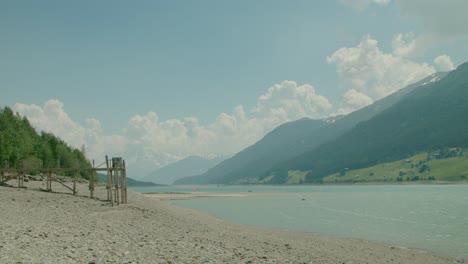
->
xmin=176 ymin=71 xmax=449 ymax=185
xmin=97 ymin=174 xmax=160 ymax=187
xmin=318 ymin=149 xmax=467 ymax=184
xmin=272 ymin=62 xmax=468 ymax=184
xmin=145 ymin=156 xmax=224 ymax=185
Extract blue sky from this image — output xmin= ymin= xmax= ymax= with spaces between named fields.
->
xmin=2 ymin=0 xmax=468 ymax=176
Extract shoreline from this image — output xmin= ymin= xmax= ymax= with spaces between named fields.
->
xmin=147 ymin=191 xmax=462 ymax=262
xmin=133 ymin=181 xmax=468 ymax=190
xmin=143 ymin=192 xmax=247 ymax=200
xmin=0 ymin=179 xmax=458 ymax=263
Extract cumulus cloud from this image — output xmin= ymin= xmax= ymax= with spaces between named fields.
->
xmin=13 ymin=100 xmax=128 ymax=161
xmin=255 ymin=81 xmax=332 ymax=121
xmin=343 ymin=89 xmax=373 ymax=110
xmin=327 ymin=35 xmax=436 ymax=114
xmin=14 ymin=100 xmax=85 ymax=145
xmin=14 ymin=82 xmax=332 ymax=177
xmin=391 ymin=33 xmax=418 ymax=57
xmin=434 ymin=55 xmax=455 ymax=71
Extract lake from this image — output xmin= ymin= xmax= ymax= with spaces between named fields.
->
xmin=131 ymin=185 xmax=468 ymax=259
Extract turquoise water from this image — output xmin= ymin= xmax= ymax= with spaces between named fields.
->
xmin=131 ymin=185 xmax=468 ymax=259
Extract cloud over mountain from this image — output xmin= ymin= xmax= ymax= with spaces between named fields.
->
xmin=327 ymin=35 xmax=436 ymax=114
xmin=434 ymin=55 xmax=456 ymax=71
xmin=255 ymin=81 xmax=332 ymax=121
xmin=13 ymin=80 xmax=332 ymax=173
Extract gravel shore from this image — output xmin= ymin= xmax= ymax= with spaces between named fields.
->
xmin=0 ymin=177 xmax=455 ymax=263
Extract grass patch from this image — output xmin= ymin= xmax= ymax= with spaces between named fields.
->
xmin=287 ymin=170 xmax=309 ymax=184
xmin=319 ymin=151 xmax=468 ymax=183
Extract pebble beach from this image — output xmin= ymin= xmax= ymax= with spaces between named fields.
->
xmin=0 ymin=177 xmax=456 ymax=263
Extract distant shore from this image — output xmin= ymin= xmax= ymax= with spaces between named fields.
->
xmin=159 ymin=180 xmax=468 ymax=188
xmin=0 ymin=178 xmax=457 ymax=263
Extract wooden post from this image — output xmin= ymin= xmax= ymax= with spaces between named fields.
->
xmin=1 ymin=160 xmax=5 ymax=183
xmin=21 ymin=160 xmax=26 ymax=188
xmin=48 ymin=170 xmax=52 ymax=191
xmin=119 ymin=161 xmax=125 ymax=204
xmin=122 ymin=160 xmax=127 ymax=204
xmin=1 ymin=160 xmax=6 ymax=183
xmin=18 ymin=161 xmax=21 ymax=188
xmin=19 ymin=160 xmax=24 ymax=188
xmin=113 ymin=160 xmax=119 ymax=205
xmin=105 ymin=156 xmax=113 ymax=206
xmin=90 ymin=160 xmax=95 ymax=199
xmin=73 ymin=174 xmax=76 ymax=195
xmin=73 ymin=160 xmax=80 ymax=195
xmin=73 ymin=161 xmax=77 ymax=195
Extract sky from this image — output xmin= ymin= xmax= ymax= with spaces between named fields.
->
xmin=2 ymin=0 xmax=468 ymax=177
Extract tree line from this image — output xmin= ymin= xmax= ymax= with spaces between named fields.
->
xmin=0 ymin=107 xmax=92 ymax=178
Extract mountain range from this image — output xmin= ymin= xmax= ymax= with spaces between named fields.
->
xmin=175 ymin=63 xmax=463 ymax=184
xmin=144 ymin=156 xmax=225 ymax=184
xmin=285 ymin=62 xmax=468 ymax=183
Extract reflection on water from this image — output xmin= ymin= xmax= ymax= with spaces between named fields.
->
xmin=132 ymin=185 xmax=468 ymax=259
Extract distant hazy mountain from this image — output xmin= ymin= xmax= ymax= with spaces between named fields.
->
xmin=175 ymin=118 xmax=329 ymax=184
xmin=276 ymin=62 xmax=468 ymax=183
xmin=176 ymin=71 xmax=448 ymax=185
xmin=97 ymin=174 xmax=160 ymax=187
xmin=144 ymin=156 xmax=224 ymax=184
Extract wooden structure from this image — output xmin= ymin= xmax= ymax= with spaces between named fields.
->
xmin=0 ymin=155 xmax=127 ymax=205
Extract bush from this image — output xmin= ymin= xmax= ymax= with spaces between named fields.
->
xmin=419 ymin=164 xmax=430 ymax=173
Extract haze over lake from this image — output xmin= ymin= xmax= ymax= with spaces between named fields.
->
xmin=133 ymin=185 xmax=468 ymax=259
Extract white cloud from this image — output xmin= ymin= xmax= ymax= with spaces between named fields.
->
xmin=14 ymin=82 xmax=332 ymax=177
xmin=391 ymin=33 xmax=418 ymax=57
xmin=14 ymin=100 xmax=86 ymax=148
xmin=122 ymin=81 xmax=332 ymax=166
xmin=343 ymin=89 xmax=373 ymax=110
xmin=255 ymin=81 xmax=332 ymax=121
xmin=434 ymin=55 xmax=455 ymax=71
xmin=327 ymin=35 xmax=436 ymax=113
xmin=13 ymin=100 xmax=129 ymax=162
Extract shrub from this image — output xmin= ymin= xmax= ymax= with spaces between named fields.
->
xmin=419 ymin=164 xmax=430 ymax=173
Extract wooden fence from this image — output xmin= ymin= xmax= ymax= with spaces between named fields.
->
xmin=0 ymin=155 xmax=127 ymax=205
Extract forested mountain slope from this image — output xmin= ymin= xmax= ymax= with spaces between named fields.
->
xmin=177 ymin=72 xmax=448 ymax=184
xmin=275 ymin=62 xmax=468 ymax=183
xmin=176 ymin=118 xmax=329 ymax=184
xmin=0 ymin=107 xmax=92 ymax=178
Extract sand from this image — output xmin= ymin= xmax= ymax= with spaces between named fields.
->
xmin=0 ymin=177 xmax=457 ymax=263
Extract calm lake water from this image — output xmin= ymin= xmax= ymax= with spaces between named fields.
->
xmin=131 ymin=185 xmax=468 ymax=259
